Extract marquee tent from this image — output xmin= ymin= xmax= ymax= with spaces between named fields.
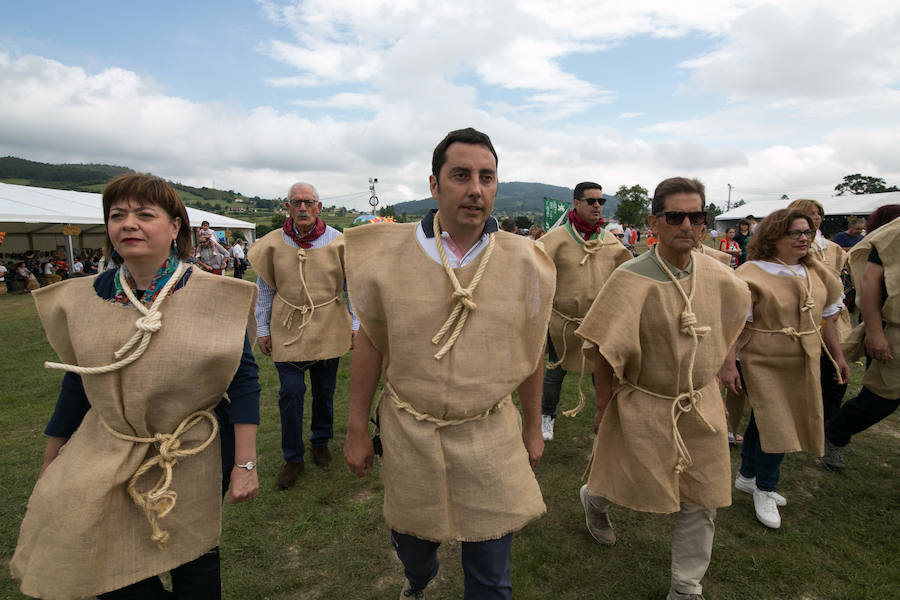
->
xmin=715 ymin=191 xmax=900 ymax=233
xmin=0 ymin=182 xmax=256 ymax=255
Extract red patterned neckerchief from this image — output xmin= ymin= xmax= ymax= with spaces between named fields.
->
xmin=283 ymin=217 xmax=326 ymax=248
xmin=567 ymin=208 xmax=604 ymax=240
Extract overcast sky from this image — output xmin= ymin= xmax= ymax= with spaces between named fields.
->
xmin=2 ymin=0 xmax=899 ymax=210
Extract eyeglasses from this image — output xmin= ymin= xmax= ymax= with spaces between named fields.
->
xmin=578 ymin=197 xmax=606 ymax=206
xmin=786 ymin=229 xmax=815 ymax=240
xmin=655 ymin=211 xmax=707 ymax=226
xmin=289 ymin=199 xmax=318 ymax=208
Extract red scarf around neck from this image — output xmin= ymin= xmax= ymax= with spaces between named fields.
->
xmin=567 ymin=208 xmax=604 ymax=240
xmin=283 ymin=216 xmax=326 ymax=248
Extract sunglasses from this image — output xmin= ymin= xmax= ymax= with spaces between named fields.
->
xmin=613 ymin=233 xmax=624 ymax=238
xmin=786 ymin=229 xmax=815 ymax=240
xmin=578 ymin=197 xmax=606 ymax=206
xmin=289 ymin=199 xmax=318 ymax=208
xmin=655 ymin=211 xmax=707 ymax=226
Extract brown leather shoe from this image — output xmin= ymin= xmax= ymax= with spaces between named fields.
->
xmin=311 ymin=446 xmax=332 ymax=467
xmin=276 ymin=461 xmax=304 ymax=489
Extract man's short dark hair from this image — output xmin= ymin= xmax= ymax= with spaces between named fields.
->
xmin=500 ymin=217 xmax=517 ymax=233
xmin=574 ymin=182 xmax=602 ymax=201
xmin=432 ymin=127 xmax=498 ymax=177
xmin=651 ymin=177 xmax=706 ymax=215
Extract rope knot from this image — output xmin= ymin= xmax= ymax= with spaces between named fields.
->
xmin=135 ymin=312 xmax=162 ymax=333
xmin=155 ymin=433 xmax=182 ymax=460
xmin=452 ymin=288 xmax=477 ymax=310
xmin=296 ymin=249 xmax=307 ymax=261
xmin=801 ymin=297 xmax=815 ymax=312
xmin=679 ymin=311 xmax=710 ymax=337
xmin=782 ymin=327 xmax=801 ymax=341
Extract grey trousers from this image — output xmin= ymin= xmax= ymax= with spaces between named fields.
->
xmin=587 ymin=494 xmax=716 ymax=598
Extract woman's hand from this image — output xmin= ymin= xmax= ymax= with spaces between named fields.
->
xmin=226 ymin=466 xmax=259 ymax=504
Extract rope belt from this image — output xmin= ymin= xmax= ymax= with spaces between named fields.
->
xmin=276 ymin=291 xmax=339 ymax=345
xmin=384 ymin=383 xmax=510 ymax=428
xmin=44 ymin=261 xmax=188 ymax=375
xmin=100 ymin=409 xmax=219 ymax=549
xmin=765 ymin=259 xmax=844 ymax=384
xmin=546 ymin=309 xmax=583 ymax=370
xmin=430 ymin=211 xmax=496 ymax=360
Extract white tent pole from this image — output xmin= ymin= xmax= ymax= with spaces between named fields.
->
xmin=65 ymin=228 xmax=75 ymax=275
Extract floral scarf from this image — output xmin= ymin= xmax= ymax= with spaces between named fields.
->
xmin=113 ymin=252 xmax=181 ymax=306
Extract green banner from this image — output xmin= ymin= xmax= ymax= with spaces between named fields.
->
xmin=543 ymin=197 xmax=569 ymax=228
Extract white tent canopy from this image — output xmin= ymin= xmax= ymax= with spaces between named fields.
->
xmin=715 ymin=191 xmax=900 ymax=229
xmin=0 ymin=182 xmax=256 ymax=254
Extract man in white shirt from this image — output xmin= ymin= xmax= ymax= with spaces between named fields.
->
xmin=231 ymin=239 xmax=246 ymax=279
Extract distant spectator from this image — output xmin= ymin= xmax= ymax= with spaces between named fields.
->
xmin=196 ymin=234 xmax=229 ymax=275
xmin=500 ymin=217 xmax=517 ymax=233
xmin=15 ymin=262 xmax=39 ymax=292
xmin=71 ymin=257 xmax=84 ymax=276
xmin=734 ymin=219 xmax=752 ymax=265
xmin=745 ymin=214 xmax=758 ymax=233
xmin=718 ymin=227 xmax=741 ymax=268
xmin=833 ymin=218 xmax=865 ymax=249
xmin=24 ymin=251 xmax=40 ymax=276
xmin=528 ymin=226 xmax=545 ymax=240
xmin=231 ymin=238 xmax=246 ymax=279
xmin=606 ymin=222 xmax=637 ymax=257
xmin=0 ymin=262 xmax=8 ymax=294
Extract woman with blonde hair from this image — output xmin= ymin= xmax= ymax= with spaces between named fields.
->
xmin=12 ymin=174 xmax=261 ymax=600
xmin=722 ymin=208 xmax=849 ymax=530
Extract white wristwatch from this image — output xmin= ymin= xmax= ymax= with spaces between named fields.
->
xmin=236 ymin=461 xmax=256 ymax=471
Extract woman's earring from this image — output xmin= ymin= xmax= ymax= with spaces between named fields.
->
xmin=172 ymin=238 xmax=178 ymax=253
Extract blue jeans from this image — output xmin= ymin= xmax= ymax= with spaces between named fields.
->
xmin=275 ymin=358 xmax=339 ymax=463
xmin=391 ymin=530 xmax=513 ymax=600
xmin=826 ymin=386 xmax=899 ymax=447
xmin=739 ymin=412 xmax=784 ymax=492
xmin=97 ymin=547 xmax=221 ymax=599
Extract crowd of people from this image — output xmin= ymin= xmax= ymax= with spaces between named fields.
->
xmin=8 ymin=127 xmax=899 ymax=600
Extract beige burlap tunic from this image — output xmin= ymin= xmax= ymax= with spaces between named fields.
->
xmin=576 ymin=250 xmax=751 ymax=513
xmin=344 ymin=223 xmax=555 ymax=541
xmin=11 ymin=270 xmax=257 ymax=600
xmin=810 ymin=238 xmax=851 ymax=340
xmin=248 ymin=229 xmax=351 ymax=362
xmin=847 ymin=217 xmax=900 ymax=398
xmin=695 ymin=244 xmax=733 ymax=266
xmin=541 ymin=224 xmax=632 ymax=372
xmin=735 ymin=260 xmax=842 ymax=455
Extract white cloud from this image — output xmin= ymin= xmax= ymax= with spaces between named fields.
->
xmin=618 ymin=112 xmax=645 ymax=119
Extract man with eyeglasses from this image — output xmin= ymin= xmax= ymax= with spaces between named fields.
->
xmin=538 ymin=182 xmax=632 ymax=442
xmin=248 ymin=182 xmax=358 ymax=489
xmin=575 ymin=177 xmax=750 ymax=600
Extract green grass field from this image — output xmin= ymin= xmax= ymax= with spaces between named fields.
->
xmin=1 ymin=278 xmax=898 ymax=599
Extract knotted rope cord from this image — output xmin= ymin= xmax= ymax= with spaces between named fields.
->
xmin=99 ymin=409 xmax=219 ymax=549
xmin=746 ymin=259 xmax=844 ymax=384
xmin=385 ymin=382 xmax=510 ymax=428
xmin=430 ymin=211 xmax=496 ymax=360
xmin=44 ymin=261 xmax=188 ymax=375
xmin=545 ymin=309 xmax=583 ymax=370
xmin=579 ymin=237 xmax=604 ymax=265
xmin=643 ymin=249 xmax=716 ymax=473
xmin=276 ymin=248 xmax=340 ymax=346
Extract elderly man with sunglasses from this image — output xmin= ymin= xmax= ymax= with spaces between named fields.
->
xmin=575 ymin=177 xmax=750 ymax=600
xmin=248 ymin=182 xmax=358 ymax=489
xmin=538 ymin=182 xmax=632 ymax=442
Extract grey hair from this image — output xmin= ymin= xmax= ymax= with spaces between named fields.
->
xmin=288 ymin=182 xmax=319 ymax=201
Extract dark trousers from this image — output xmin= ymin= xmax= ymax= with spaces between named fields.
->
xmin=826 ymin=386 xmax=899 ymax=447
xmin=821 ymin=354 xmax=849 ymax=425
xmin=391 ymin=530 xmax=513 ymax=600
xmin=275 ymin=358 xmax=339 ymax=463
xmin=541 ymin=337 xmax=592 ymax=418
xmin=739 ymin=412 xmax=785 ymax=492
xmin=97 ymin=547 xmax=221 ymax=600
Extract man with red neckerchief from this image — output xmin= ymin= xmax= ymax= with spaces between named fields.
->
xmin=539 ymin=182 xmax=632 ymax=442
xmin=248 ymin=182 xmax=358 ymax=490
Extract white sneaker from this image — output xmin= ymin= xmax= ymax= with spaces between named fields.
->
xmin=541 ymin=415 xmax=555 ymax=441
xmin=734 ymin=475 xmax=786 ymax=506
xmin=753 ymin=489 xmax=782 ymax=529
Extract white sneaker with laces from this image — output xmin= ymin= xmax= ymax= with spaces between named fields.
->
xmin=541 ymin=415 xmax=555 ymax=442
xmin=753 ymin=488 xmax=782 ymax=529
xmin=734 ymin=474 xmax=786 ymax=506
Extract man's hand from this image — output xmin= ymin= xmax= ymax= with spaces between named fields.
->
xmin=835 ymin=356 xmax=852 ymax=384
xmin=226 ymin=466 xmax=259 ymax=503
xmin=721 ymin=361 xmax=742 ymax=395
xmin=865 ymin=330 xmax=894 ymax=362
xmin=257 ymin=335 xmax=272 ymax=356
xmin=344 ymin=429 xmax=374 ymax=477
xmin=522 ymin=427 xmax=544 ymax=468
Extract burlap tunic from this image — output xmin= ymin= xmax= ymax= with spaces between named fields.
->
xmin=810 ymin=238 xmax=851 ymax=341
xmin=248 ymin=229 xmax=351 ymax=362
xmin=11 ymin=270 xmax=257 ymax=600
xmin=344 ymin=223 xmax=555 ymax=541
xmin=541 ymin=225 xmax=632 ymax=373
xmin=576 ymin=251 xmax=751 ymax=513
xmin=735 ymin=260 xmax=842 ymax=455
xmin=847 ymin=217 xmax=900 ymax=398
xmin=695 ymin=244 xmax=733 ymax=266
